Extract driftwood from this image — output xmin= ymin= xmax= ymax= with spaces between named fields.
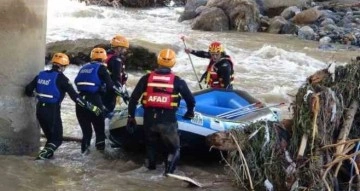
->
xmin=206 ymin=119 xmax=291 ymax=152
xmin=209 ymin=58 xmax=360 ymax=190
xmin=41 ymin=134 xmax=82 ymax=142
xmin=229 ymin=133 xmax=254 ymax=190
xmin=297 ymin=134 xmax=308 ymax=159
xmin=307 ymin=69 xmax=330 ymax=85
xmin=336 ymin=100 xmax=359 ymax=155
xmin=206 ymin=131 xmax=237 ymax=151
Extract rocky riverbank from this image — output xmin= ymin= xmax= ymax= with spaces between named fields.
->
xmin=80 ymin=0 xmax=360 ymax=50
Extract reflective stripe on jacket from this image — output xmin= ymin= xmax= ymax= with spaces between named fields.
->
xmin=75 ymin=62 xmax=102 ymax=93
xmin=206 ymin=57 xmax=234 ymax=88
xmin=142 ymin=71 xmax=179 ymax=109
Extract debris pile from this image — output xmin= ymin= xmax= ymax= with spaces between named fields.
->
xmin=208 ymin=57 xmax=360 ymax=190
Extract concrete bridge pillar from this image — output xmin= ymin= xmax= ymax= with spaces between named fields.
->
xmin=0 ymin=0 xmax=47 ymax=154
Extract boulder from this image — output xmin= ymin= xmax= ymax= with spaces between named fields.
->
xmin=281 ymin=22 xmax=298 ymax=34
xmin=191 ymin=7 xmax=229 ymax=31
xmin=280 ymin=6 xmax=301 ymax=20
xmin=206 ymin=0 xmax=260 ymax=32
xmin=290 ymin=7 xmax=322 ymax=25
xmin=320 ymin=18 xmax=335 ymax=26
xmin=259 ymin=0 xmax=308 ymax=17
xmin=262 ymin=0 xmax=308 ymax=9
xmin=46 ymin=39 xmax=158 ymax=71
xmin=178 ymin=0 xmax=207 ymax=22
xmin=267 ymin=16 xmax=288 ymax=33
xmin=259 ymin=16 xmax=271 ymax=32
xmin=266 ymin=15 xmax=298 ymax=34
xmin=298 ymin=25 xmax=316 ymax=40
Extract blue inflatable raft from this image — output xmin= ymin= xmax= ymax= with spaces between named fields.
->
xmin=108 ymin=88 xmax=280 ymax=152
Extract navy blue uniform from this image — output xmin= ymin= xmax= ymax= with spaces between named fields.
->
xmin=25 ymin=68 xmax=84 ymax=158
xmin=128 ymin=67 xmax=195 ymax=173
xmin=102 ymin=50 xmax=127 ymax=112
xmin=75 ymin=61 xmax=115 ymax=153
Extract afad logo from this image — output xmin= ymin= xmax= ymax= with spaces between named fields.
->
xmin=148 ymin=95 xmax=168 ymax=103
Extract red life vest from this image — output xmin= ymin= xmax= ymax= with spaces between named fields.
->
xmin=205 ymin=56 xmax=235 ymax=88
xmin=105 ymin=53 xmax=114 ymax=64
xmin=142 ymin=72 xmax=179 ymax=109
xmin=105 ymin=53 xmax=127 ymax=85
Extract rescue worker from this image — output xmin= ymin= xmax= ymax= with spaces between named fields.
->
xmin=102 ymin=34 xmax=130 ymax=112
xmin=74 ymin=48 xmax=123 ymax=154
xmin=127 ymin=49 xmax=196 ymax=175
xmin=25 ymin=53 xmax=102 ymax=160
xmin=185 ymin=41 xmax=234 ymax=89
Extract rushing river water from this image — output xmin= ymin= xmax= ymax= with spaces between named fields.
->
xmin=1 ymin=0 xmax=360 ymax=190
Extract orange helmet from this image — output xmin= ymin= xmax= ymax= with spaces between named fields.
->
xmin=208 ymin=41 xmax=224 ymax=54
xmin=110 ymin=35 xmax=129 ymax=48
xmin=90 ymin=47 xmax=107 ymax=61
xmin=157 ymin=49 xmax=176 ymax=68
xmin=51 ymin=53 xmax=69 ymax=66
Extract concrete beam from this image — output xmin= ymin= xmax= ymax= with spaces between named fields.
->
xmin=0 ymin=0 xmax=47 ymax=154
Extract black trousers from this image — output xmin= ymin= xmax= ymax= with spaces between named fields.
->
xmin=101 ymin=91 xmax=116 ymax=113
xmin=76 ymin=93 xmax=106 ymax=151
xmin=145 ymin=122 xmax=180 ymax=168
xmin=36 ymin=102 xmax=63 ymax=151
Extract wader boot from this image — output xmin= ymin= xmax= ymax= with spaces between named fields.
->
xmin=36 ymin=143 xmax=56 ymax=160
xmin=165 ymin=148 xmax=180 ymax=175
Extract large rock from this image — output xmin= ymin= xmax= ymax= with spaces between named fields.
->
xmin=178 ymin=0 xmax=207 ymax=22
xmin=267 ymin=16 xmax=288 ymax=33
xmin=280 ymin=6 xmax=301 ymax=20
xmin=46 ymin=39 xmax=158 ymax=71
xmin=259 ymin=0 xmax=308 ymax=18
xmin=191 ymin=7 xmax=229 ymax=31
xmin=290 ymin=7 xmax=322 ymax=25
xmin=192 ymin=0 xmax=260 ymax=32
xmin=262 ymin=0 xmax=308 ymax=9
xmin=298 ymin=25 xmax=316 ymax=40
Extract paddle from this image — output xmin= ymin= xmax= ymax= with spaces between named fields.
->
xmin=216 ymin=102 xmax=262 ymax=118
xmin=166 ymin=173 xmax=203 ymax=187
xmin=180 ymin=36 xmax=203 ymax=90
xmin=221 ymin=102 xmax=285 ymax=119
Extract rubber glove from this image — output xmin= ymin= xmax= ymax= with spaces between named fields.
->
xmin=76 ymin=97 xmax=101 ymax=116
xmin=121 ymin=91 xmax=130 ymax=105
xmin=127 ymin=117 xmax=137 ymax=134
xmin=86 ymin=102 xmax=102 ymax=116
xmin=113 ymin=85 xmax=129 ymax=105
xmin=183 ymin=110 xmax=194 ymax=120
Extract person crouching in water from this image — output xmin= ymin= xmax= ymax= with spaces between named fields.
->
xmin=185 ymin=41 xmax=234 ymax=89
xmin=75 ymin=48 xmax=124 ymax=154
xmin=127 ymin=49 xmax=196 ymax=174
xmin=25 ymin=53 xmax=102 ymax=160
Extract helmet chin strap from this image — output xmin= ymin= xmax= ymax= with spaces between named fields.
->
xmin=60 ymin=66 xmax=66 ymax=72
xmin=113 ymin=46 xmax=122 ymax=55
xmin=211 ymin=57 xmax=220 ymax=62
xmin=53 ymin=64 xmax=66 ymax=72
